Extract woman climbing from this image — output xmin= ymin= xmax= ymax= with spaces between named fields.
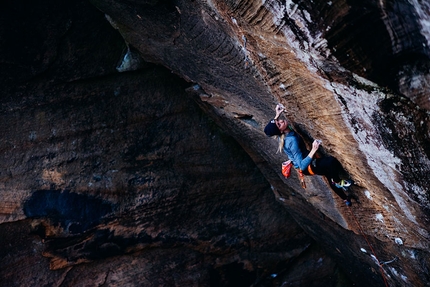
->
xmin=264 ymin=104 xmax=353 ymax=206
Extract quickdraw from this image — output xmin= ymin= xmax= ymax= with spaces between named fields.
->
xmin=297 ymin=168 xmax=306 ymax=189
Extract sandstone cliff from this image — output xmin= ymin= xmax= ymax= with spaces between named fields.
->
xmin=1 ymin=0 xmax=429 ymax=286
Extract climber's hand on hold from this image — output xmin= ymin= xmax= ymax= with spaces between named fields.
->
xmin=275 ymin=104 xmax=285 ymax=114
xmin=275 ymin=104 xmax=285 ymax=119
xmin=311 ymin=140 xmax=320 ymax=152
xmin=306 ymin=140 xmax=320 ymax=159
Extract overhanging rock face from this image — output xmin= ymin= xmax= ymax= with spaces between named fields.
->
xmin=1 ymin=0 xmax=430 ymax=286
xmin=90 ymin=0 xmax=430 ymax=285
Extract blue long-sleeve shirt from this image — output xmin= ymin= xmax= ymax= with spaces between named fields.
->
xmin=282 ymin=131 xmax=312 ymax=171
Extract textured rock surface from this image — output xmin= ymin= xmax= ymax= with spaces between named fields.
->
xmin=1 ymin=0 xmax=430 ymax=286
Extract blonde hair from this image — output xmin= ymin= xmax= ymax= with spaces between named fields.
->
xmin=277 ymin=134 xmax=285 ymax=154
xmin=276 ymin=116 xmax=294 ymax=153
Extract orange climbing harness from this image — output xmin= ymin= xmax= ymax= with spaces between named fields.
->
xmin=307 ymin=164 xmax=315 ymax=175
xmin=347 ymin=206 xmax=390 ymax=287
xmin=298 ymin=164 xmax=316 ymax=188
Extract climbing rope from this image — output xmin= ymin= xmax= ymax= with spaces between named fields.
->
xmin=347 ymin=206 xmax=390 ymax=287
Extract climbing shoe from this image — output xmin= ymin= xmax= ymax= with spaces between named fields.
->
xmin=332 ymin=179 xmax=352 ymax=189
xmin=344 ymin=195 xmax=352 ymax=206
xmin=341 ymin=180 xmax=352 ymax=187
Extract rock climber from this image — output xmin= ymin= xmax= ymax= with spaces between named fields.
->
xmin=264 ymin=104 xmax=353 ymax=206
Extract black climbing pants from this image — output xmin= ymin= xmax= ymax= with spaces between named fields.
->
xmin=303 ymin=156 xmax=349 ymax=200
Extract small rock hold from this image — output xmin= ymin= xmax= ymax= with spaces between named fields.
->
xmin=395 ymin=238 xmax=403 ymax=245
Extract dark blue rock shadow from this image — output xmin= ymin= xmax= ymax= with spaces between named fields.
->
xmin=24 ymin=190 xmax=115 ymax=234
